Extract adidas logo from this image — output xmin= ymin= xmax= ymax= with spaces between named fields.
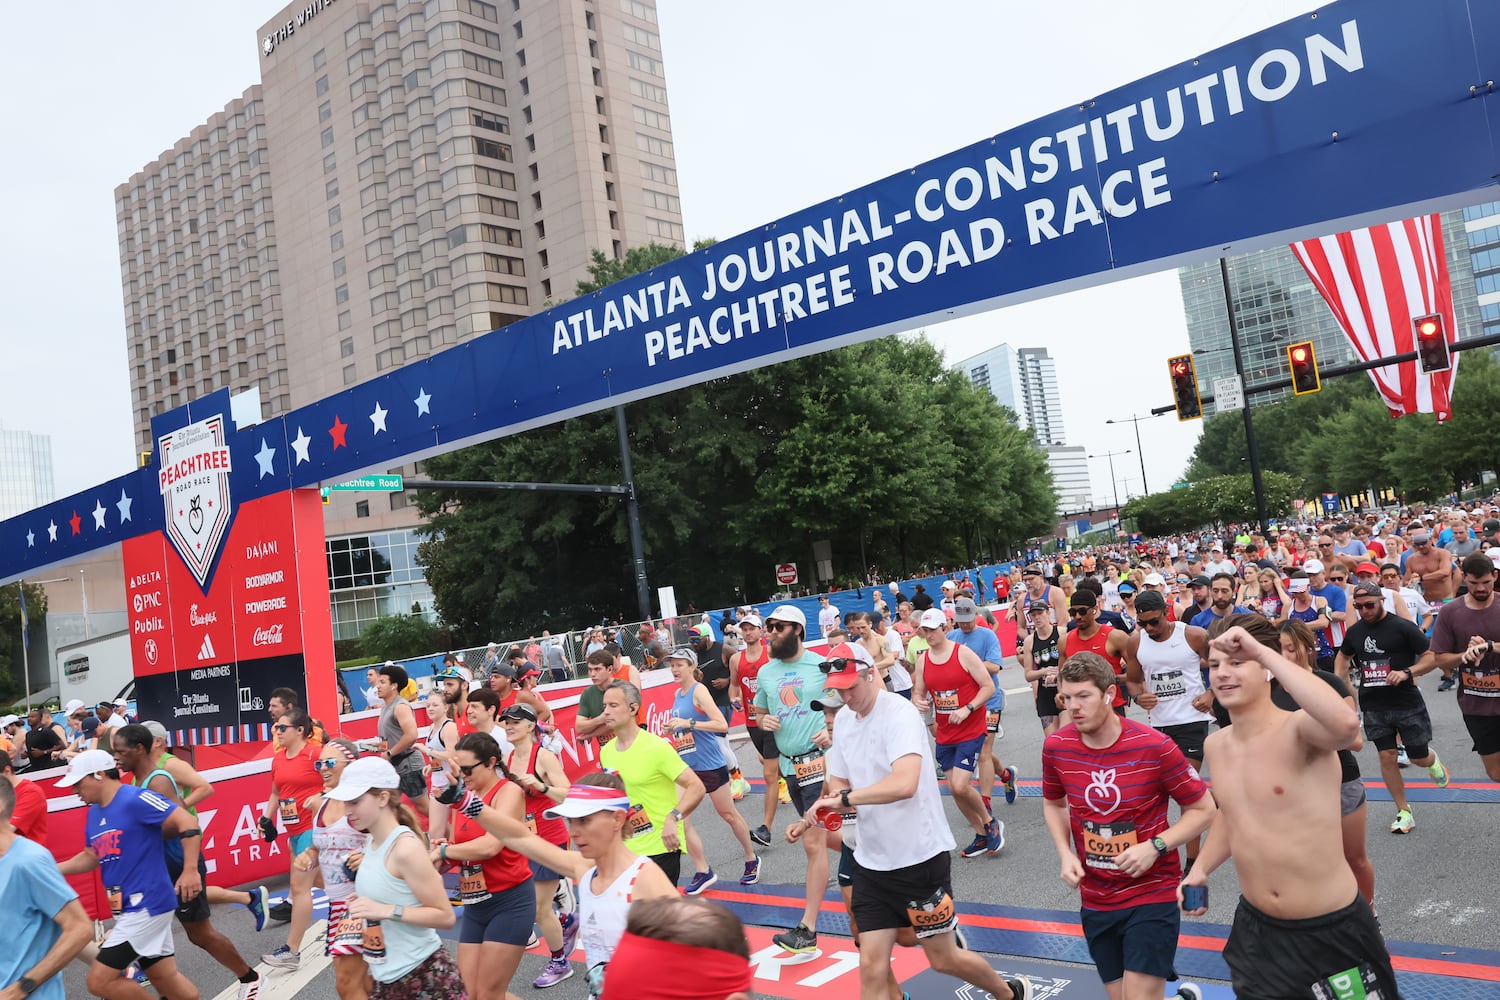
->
xmin=197 ymin=634 xmax=217 ymax=661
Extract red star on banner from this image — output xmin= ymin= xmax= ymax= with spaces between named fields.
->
xmin=69 ymin=511 xmax=82 ymax=535
xmin=329 ymin=415 xmax=348 ymax=449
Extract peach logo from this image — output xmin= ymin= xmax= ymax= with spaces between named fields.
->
xmin=778 ymin=678 xmax=802 ymax=708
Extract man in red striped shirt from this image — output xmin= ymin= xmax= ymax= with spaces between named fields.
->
xmin=1042 ymin=652 xmax=1216 ymax=1000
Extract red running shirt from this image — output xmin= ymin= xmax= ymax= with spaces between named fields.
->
xmin=922 ymin=643 xmax=986 ymax=745
xmin=452 ymin=779 xmax=534 ymax=893
xmin=736 ymin=642 xmax=771 ymax=728
xmin=1041 ymin=719 xmax=1207 ymax=910
xmin=270 ymin=743 xmax=324 ymax=832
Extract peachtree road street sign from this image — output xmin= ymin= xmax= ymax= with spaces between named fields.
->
xmin=329 ymin=475 xmax=404 ymax=492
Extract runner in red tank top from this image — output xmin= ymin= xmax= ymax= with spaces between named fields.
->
xmin=911 ymin=609 xmax=1004 ymax=859
xmin=1062 ymin=591 xmax=1131 ymax=712
xmin=728 ymin=614 xmax=781 ymax=847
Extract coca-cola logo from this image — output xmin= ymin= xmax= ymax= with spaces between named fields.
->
xmin=252 ymin=624 xmax=285 ymax=646
xmin=643 ymin=702 xmax=668 ymax=737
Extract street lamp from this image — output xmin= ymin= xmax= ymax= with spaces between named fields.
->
xmin=1087 ymin=449 xmax=1132 ymax=533
xmin=1105 ymin=413 xmax=1165 ymax=495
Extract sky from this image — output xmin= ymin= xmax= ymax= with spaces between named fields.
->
xmin=0 ymin=0 xmax=1323 ymax=509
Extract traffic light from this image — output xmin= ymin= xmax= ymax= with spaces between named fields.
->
xmin=1287 ymin=341 xmax=1321 ymax=395
xmin=1168 ymin=354 xmax=1202 ymax=421
xmin=1414 ymin=313 xmax=1451 ymax=374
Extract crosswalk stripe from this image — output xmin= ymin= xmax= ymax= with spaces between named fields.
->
xmin=214 ymin=922 xmax=330 ymax=1000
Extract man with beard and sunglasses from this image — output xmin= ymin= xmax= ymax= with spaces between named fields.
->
xmin=1427 ymin=551 xmax=1500 ymax=782
xmin=752 ymin=606 xmax=834 ymax=956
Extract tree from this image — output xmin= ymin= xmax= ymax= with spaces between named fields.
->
xmin=414 ymin=244 xmax=1058 ymax=640
xmin=0 ymin=582 xmax=48 ymax=702
xmin=358 ymin=614 xmax=446 ymax=662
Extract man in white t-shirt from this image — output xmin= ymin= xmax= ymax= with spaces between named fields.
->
xmin=872 ymin=611 xmax=912 ymax=697
xmin=1203 ymin=546 xmax=1237 ymax=578
xmin=818 ymin=596 xmax=840 ymax=640
xmin=811 ymin=658 xmax=1031 ymax=1000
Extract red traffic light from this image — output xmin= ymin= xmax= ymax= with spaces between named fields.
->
xmin=1290 ymin=346 xmax=1308 ymax=363
xmin=1413 ymin=313 xmax=1451 ymax=373
xmin=1287 ymin=341 xmax=1320 ymax=395
xmin=1416 ymin=317 xmax=1441 ymax=339
xmin=1167 ymin=354 xmax=1201 ymax=421
xmin=1171 ymin=360 xmax=1188 ymax=376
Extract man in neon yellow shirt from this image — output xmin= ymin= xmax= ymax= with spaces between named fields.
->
xmin=598 ymin=680 xmax=705 ymax=888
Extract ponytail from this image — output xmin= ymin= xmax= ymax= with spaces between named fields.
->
xmin=395 ymin=802 xmax=427 ymax=845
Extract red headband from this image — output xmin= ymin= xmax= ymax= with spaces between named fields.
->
xmin=600 ymin=932 xmax=751 ymax=999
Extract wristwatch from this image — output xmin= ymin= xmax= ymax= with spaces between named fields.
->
xmin=1151 ymin=836 xmax=1169 ymax=856
xmin=390 ymin=904 xmax=406 ymax=922
xmin=17 ymin=977 xmax=38 ymax=996
xmin=667 ymin=808 xmax=682 ymax=822
xmin=839 ymin=788 xmax=852 ymax=809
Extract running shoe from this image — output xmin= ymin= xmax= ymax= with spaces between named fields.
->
xmin=684 ymin=868 xmax=718 ymax=895
xmin=1395 ymin=747 xmax=1410 ymax=768
xmin=532 ymin=957 xmax=574 ymax=989
xmin=954 ymin=924 xmax=969 ymax=950
xmin=1437 ymin=673 xmax=1455 ymax=691
xmin=237 ymin=974 xmax=262 ymax=1000
xmin=1389 ymin=808 xmax=1414 ymax=834
xmin=528 ymin=929 xmax=540 ymax=948
xmin=994 ymin=721 xmax=1005 ymax=740
xmin=268 ymin=899 xmax=292 ymax=923
xmin=560 ymin=911 xmax=580 ymax=958
xmin=246 ymin=885 xmax=271 ymax=933
xmin=1002 ymin=766 xmax=1019 ymax=805
xmin=553 ymin=876 xmax=578 ymax=918
xmin=961 ymin=831 xmax=989 ymax=858
xmin=1001 ymin=973 xmax=1033 ymax=999
xmin=772 ymin=923 xmax=817 ymax=954
xmin=750 ymin=824 xmax=772 ymax=847
xmin=741 ymin=857 xmax=762 ymax=885
xmin=262 ymin=945 xmax=300 ymax=970
xmin=1176 ymin=985 xmax=1204 ymax=1000
xmin=986 ymin=818 xmax=1006 ymax=855
xmin=1427 ymin=753 xmax=1450 ymax=788
xmin=777 ymin=777 xmax=791 ymax=804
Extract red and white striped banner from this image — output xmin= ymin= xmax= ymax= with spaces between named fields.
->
xmin=1290 ymin=214 xmax=1459 ymax=421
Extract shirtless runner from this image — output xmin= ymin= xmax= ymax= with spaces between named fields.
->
xmin=1183 ymin=617 xmax=1402 ymax=1000
xmin=1402 ymin=530 xmax=1455 ymax=604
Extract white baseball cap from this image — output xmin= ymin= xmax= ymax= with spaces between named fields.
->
xmin=55 ymin=749 xmax=119 ymax=787
xmin=1288 ymin=577 xmax=1311 ymax=593
xmin=1303 ymin=559 xmax=1325 ymax=574
xmin=1143 ymin=572 xmax=1165 ymax=586
xmin=63 ymin=699 xmax=86 ymax=715
xmin=0 ymin=714 xmax=20 ymax=728
xmin=765 ymin=605 xmax=806 ymax=629
xmin=325 ymin=757 xmax=401 ymax=801
xmin=917 ymin=608 xmax=947 ymax=629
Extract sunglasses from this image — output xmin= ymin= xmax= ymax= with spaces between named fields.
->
xmin=273 ymin=724 xmax=292 ymax=732
xmin=314 ymin=758 xmax=341 ymax=771
xmin=818 ymin=658 xmax=854 ymax=674
xmin=1329 ymin=576 xmax=1347 ymax=582
xmin=458 ymin=762 xmax=488 ymax=776
xmin=1068 ymin=607 xmax=1092 ymax=617
xmin=1353 ymin=601 xmax=1381 ymax=610
xmin=766 ymin=621 xmax=798 ymax=633
xmin=1136 ymin=615 xmax=1165 ymax=627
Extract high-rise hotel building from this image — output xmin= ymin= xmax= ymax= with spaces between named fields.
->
xmin=116 ymin=0 xmax=684 ymax=637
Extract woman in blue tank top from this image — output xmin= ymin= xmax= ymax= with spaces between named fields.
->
xmin=665 ymin=646 xmax=762 ymax=894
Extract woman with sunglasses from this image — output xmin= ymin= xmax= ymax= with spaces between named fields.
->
xmin=441 ymin=772 xmax=678 ymax=997
xmin=441 ymin=732 xmax=533 ymax=1000
xmin=499 ymin=702 xmax=578 ymax=989
xmin=1020 ymin=603 xmax=1063 ymax=736
xmin=421 ymin=695 xmax=459 ymax=842
xmin=262 ymin=709 xmax=326 ymax=970
xmin=1245 ymin=568 xmax=1289 ymax=621
xmin=665 ymin=646 xmax=762 ymax=895
xmin=290 ymin=739 xmax=372 ymax=1000
xmin=331 ymin=757 xmax=461 ymax=999
xmin=1275 ymin=618 xmax=1374 ymax=907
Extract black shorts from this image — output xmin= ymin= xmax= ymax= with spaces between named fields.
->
xmin=1035 ymin=688 xmax=1060 ymax=720
xmin=393 ymin=754 xmax=428 ymax=799
xmin=1079 ymin=901 xmax=1179 ymax=983
xmin=837 ymin=842 xmax=856 ymax=888
xmin=787 ymin=774 xmax=823 ymax=817
xmin=648 ymin=851 xmax=681 ymax=886
xmin=849 ymin=850 xmax=958 ymax=937
xmin=165 ymin=853 xmax=211 ymax=924
xmin=1223 ymin=894 xmax=1399 ymax=1000
xmin=695 ymin=766 xmax=731 ymax=794
xmin=1362 ymin=703 xmax=1433 ymax=757
xmin=1158 ymin=722 xmax=1210 ymax=762
xmin=1462 ymin=712 xmax=1500 ymax=757
xmin=746 ymin=725 xmax=779 ymax=760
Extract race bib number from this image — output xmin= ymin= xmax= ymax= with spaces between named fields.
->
xmin=459 ymin=863 xmax=491 ymax=905
xmin=933 ymin=689 xmax=960 ymax=714
xmin=107 ymin=885 xmax=123 ymax=917
xmin=986 ymin=709 xmax=1001 ymax=734
xmin=1310 ymin=962 xmax=1389 ymax=1000
xmin=1082 ymin=819 xmax=1138 ymax=871
xmin=1460 ymin=669 xmax=1500 ymax=696
xmin=279 ymin=797 xmax=300 ymax=826
xmin=362 ymin=921 xmax=387 ymax=965
xmin=791 ymin=749 xmax=825 ymax=788
xmin=1360 ymin=659 xmax=1391 ymax=687
xmin=332 ymin=915 xmax=366 ymax=953
xmin=905 ymin=888 xmax=958 ymax=939
xmin=670 ymin=729 xmax=696 ymax=754
xmin=524 ymin=812 xmax=539 ymax=835
xmin=624 ymin=804 xmax=653 ymax=839
xmin=1151 ymin=671 xmax=1187 ymax=700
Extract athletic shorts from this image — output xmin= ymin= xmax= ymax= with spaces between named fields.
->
xmin=695 ymin=766 xmax=731 ymax=794
xmin=1223 ymin=894 xmax=1399 ymax=1000
xmin=746 ymin=724 xmax=778 ymax=760
xmin=849 ymin=850 xmax=958 ymax=937
xmin=1462 ymin=712 xmax=1500 ymax=757
xmin=393 ymin=754 xmax=428 ymax=800
xmin=164 ymin=853 xmax=211 ymax=924
xmin=289 ymin=830 xmax=315 ymax=857
xmin=370 ymin=945 xmax=464 ymax=998
xmin=1362 ymin=703 xmax=1433 ymax=757
xmin=1157 ymin=721 xmax=1210 ymax=762
xmin=529 ymin=841 xmax=571 ymax=884
xmin=98 ymin=909 xmax=176 ymax=967
xmin=459 ymin=878 xmax=536 ymax=946
xmin=837 ymin=842 xmax=857 ymax=888
xmin=648 ymin=851 xmax=681 ymax=886
xmin=934 ymin=735 xmax=986 ymax=774
xmin=1340 ymin=778 xmax=1367 ymax=817
xmin=1036 ymin=688 xmax=1061 ymax=720
xmin=1079 ymin=901 xmax=1180 ymax=983
xmin=787 ymin=774 xmax=824 ymax=817
xmin=326 ymin=896 xmax=362 ymax=957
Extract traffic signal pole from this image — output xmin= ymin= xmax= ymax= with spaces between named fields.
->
xmin=1220 ymin=258 xmax=1269 ymax=535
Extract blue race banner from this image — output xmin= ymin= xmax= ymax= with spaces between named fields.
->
xmin=4 ymin=0 xmax=1500 ymax=585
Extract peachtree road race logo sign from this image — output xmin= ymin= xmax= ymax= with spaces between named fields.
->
xmin=159 ymin=414 xmax=233 ymax=589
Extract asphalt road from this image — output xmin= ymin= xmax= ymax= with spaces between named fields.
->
xmin=56 ymin=657 xmax=1495 ymax=1000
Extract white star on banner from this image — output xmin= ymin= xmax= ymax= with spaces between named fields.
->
xmin=117 ymin=489 xmax=133 ymax=523
xmin=414 ymin=388 xmax=431 ymax=417
xmin=47 ymin=520 xmax=57 ymax=543
xmin=255 ymin=439 xmax=277 ymax=479
xmin=370 ymin=401 xmax=388 ymax=435
xmin=92 ymin=500 xmax=107 ymax=530
xmin=26 ymin=529 xmax=34 ymax=547
xmin=291 ymin=427 xmax=312 ymax=465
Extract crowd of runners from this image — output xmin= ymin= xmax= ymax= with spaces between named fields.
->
xmin=6 ymin=500 xmax=1499 ymax=999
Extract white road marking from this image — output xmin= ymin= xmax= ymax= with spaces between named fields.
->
xmin=214 ymin=922 xmax=330 ymax=1000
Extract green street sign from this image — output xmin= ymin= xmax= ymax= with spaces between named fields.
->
xmin=1170 ymin=481 xmax=1191 ymax=490
xmin=329 ymin=474 xmax=404 ymax=492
